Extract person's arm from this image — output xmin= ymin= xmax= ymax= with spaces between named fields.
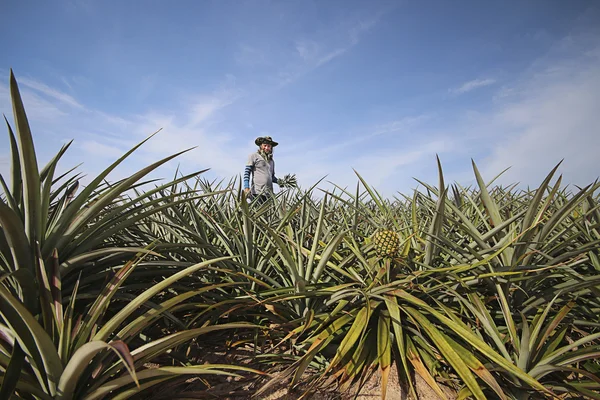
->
xmin=244 ymin=155 xmax=254 ymax=190
xmin=271 ymin=160 xmax=278 ymax=184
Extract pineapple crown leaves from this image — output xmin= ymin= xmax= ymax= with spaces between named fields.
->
xmin=278 ymin=173 xmax=297 ymax=189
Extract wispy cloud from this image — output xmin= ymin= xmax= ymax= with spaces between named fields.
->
xmin=480 ymin=46 xmax=600 ymax=186
xmin=0 ymin=72 xmax=247 ymax=186
xmin=186 ymin=95 xmax=237 ymax=128
xmin=369 ymin=116 xmax=432 ymax=137
xmin=18 ymin=77 xmax=84 ymax=109
xmin=185 ymin=76 xmax=244 ymax=128
xmin=0 ymin=78 xmax=68 ymax=123
xmin=276 ymin=10 xmax=388 ymax=89
xmin=295 ymin=40 xmax=321 ymax=63
xmin=450 ymin=78 xmax=497 ymax=95
xmin=235 ymin=44 xmax=270 ymax=67
xmin=437 ymin=36 xmax=600 ymax=188
xmin=305 ymin=115 xmax=431 ymax=156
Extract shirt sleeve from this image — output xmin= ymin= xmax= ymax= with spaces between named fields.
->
xmin=244 ymin=154 xmax=255 ymax=189
xmin=271 ymin=160 xmax=278 ymax=184
xmin=246 ymin=153 xmax=255 ymax=166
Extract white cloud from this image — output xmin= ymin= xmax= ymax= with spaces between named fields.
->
xmin=450 ymin=78 xmax=497 ymax=95
xmin=185 ymin=77 xmax=243 ymax=128
xmin=0 ymin=72 xmax=248 ymax=188
xmin=18 ymin=77 xmax=84 ymax=109
xmin=187 ymin=96 xmax=236 ymax=128
xmin=0 ymin=79 xmax=69 ymax=123
xmin=480 ymin=50 xmax=600 ymax=187
xmin=429 ymin=35 xmax=600 ymax=189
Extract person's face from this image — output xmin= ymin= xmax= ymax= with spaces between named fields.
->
xmin=261 ymin=143 xmax=273 ymax=153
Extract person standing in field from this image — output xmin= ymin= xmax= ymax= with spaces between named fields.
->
xmin=244 ymin=136 xmax=280 ymax=203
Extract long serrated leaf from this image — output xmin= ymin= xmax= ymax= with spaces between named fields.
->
xmin=4 ymin=117 xmax=22 ymax=210
xmin=384 ymin=296 xmax=416 ymax=398
xmin=0 ymin=377 xmax=52 ymax=400
xmin=9 ymin=71 xmax=41 ymax=247
xmin=406 ymin=306 xmax=486 ymax=400
xmin=472 ymin=159 xmax=502 ymax=230
xmin=60 ymin=247 xmax=159 ymax=274
xmin=56 ymin=340 xmax=138 ymax=400
xmin=128 ymin=323 xmax=257 ymax=367
xmin=311 ymin=230 xmax=347 ymax=282
xmin=424 ymin=186 xmax=446 ymax=266
xmin=511 ymin=163 xmax=562 ymax=265
xmin=442 ymin=336 xmax=504 ymax=400
xmin=377 ymin=310 xmax=392 ymax=400
xmin=49 ymin=249 xmax=63 ymax=337
xmin=535 ymin=332 xmax=600 ymax=368
xmin=93 ymin=256 xmax=234 ymax=341
xmin=535 ymin=300 xmax=574 ymax=354
xmin=59 ymin=273 xmax=81 ymax=362
xmin=0 ymin=201 xmax=32 ymax=276
xmin=0 ymin=284 xmax=63 ymax=396
xmin=73 ymin=251 xmax=146 ymax=351
xmin=33 ymin=243 xmax=54 ymax=337
xmin=304 ymin=194 xmax=327 ymax=281
xmin=517 ymin=313 xmax=530 ymax=371
xmin=406 ymin=336 xmax=446 ymax=400
xmin=0 ymin=341 xmax=25 ymax=399
xmin=0 ymin=172 xmax=20 ymax=218
xmin=260 ymin=225 xmax=302 ymax=290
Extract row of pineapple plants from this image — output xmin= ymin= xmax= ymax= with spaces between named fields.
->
xmin=1 ymin=70 xmax=599 ymax=399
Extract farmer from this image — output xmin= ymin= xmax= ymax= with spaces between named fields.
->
xmin=243 ymin=136 xmax=280 ymax=203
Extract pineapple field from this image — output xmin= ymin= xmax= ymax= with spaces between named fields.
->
xmin=1 ymin=70 xmax=600 ymax=400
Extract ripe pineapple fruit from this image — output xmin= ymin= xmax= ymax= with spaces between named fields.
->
xmin=372 ymin=229 xmax=400 ymax=257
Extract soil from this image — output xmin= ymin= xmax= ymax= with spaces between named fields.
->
xmin=143 ymin=345 xmax=457 ymax=400
xmin=159 ymin=364 xmax=457 ymax=400
xmin=254 ymin=365 xmax=456 ymax=400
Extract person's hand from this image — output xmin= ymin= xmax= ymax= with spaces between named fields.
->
xmin=244 ymin=188 xmax=250 ymax=195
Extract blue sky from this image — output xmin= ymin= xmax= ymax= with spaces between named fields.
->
xmin=1 ymin=0 xmax=599 ymax=197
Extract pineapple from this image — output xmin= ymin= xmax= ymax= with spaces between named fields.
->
xmin=372 ymin=229 xmax=400 ymax=257
xmin=367 ymin=207 xmax=402 ymax=258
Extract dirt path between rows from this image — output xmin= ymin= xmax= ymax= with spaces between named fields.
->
xmin=182 ymin=364 xmax=456 ymax=400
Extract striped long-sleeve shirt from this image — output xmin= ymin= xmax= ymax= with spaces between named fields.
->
xmin=244 ymin=152 xmax=278 ymax=195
